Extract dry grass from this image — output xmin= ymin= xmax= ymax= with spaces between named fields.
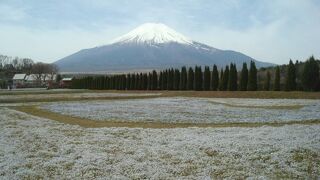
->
xmin=159 ymin=91 xmax=320 ymax=99
xmin=2 ymin=90 xmax=320 ymax=103
xmin=0 ymin=95 xmax=161 ymax=103
xmin=207 ymin=101 xmax=304 ymax=110
xmin=12 ymin=106 xmax=320 ymax=129
xmin=79 ymin=90 xmax=320 ymax=99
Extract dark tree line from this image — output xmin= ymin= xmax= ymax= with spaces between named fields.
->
xmin=73 ymin=62 xmax=253 ymax=91
xmin=72 ymin=56 xmax=320 ymax=92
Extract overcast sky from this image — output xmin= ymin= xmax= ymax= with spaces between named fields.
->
xmin=0 ymin=0 xmax=319 ymax=64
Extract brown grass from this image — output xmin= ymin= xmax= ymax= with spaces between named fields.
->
xmin=2 ymin=90 xmax=320 ymax=104
xmin=84 ymin=90 xmax=320 ymax=99
xmin=0 ymin=95 xmax=161 ymax=103
xmin=12 ymin=106 xmax=320 ymax=129
xmin=207 ymin=101 xmax=304 ymax=110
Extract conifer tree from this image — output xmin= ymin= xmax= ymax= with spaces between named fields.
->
xmin=285 ymin=60 xmax=296 ymax=91
xmin=187 ymin=67 xmax=194 ymax=90
xmin=203 ymin=66 xmax=211 ymax=90
xmin=199 ymin=66 xmax=203 ymax=90
xmin=247 ymin=61 xmax=257 ymax=91
xmin=167 ymin=68 xmax=174 ymax=90
xmin=240 ymin=62 xmax=248 ymax=91
xmin=159 ymin=71 xmax=163 ymax=90
xmin=162 ymin=70 xmax=168 ymax=90
xmin=180 ymin=66 xmax=187 ymax=90
xmin=274 ymin=66 xmax=280 ymax=91
xmin=211 ymin=65 xmax=219 ymax=91
xmin=135 ymin=73 xmax=139 ymax=90
xmin=114 ymin=76 xmax=119 ymax=90
xmin=173 ymin=69 xmax=180 ymax=90
xmin=147 ymin=73 xmax=152 ymax=90
xmin=264 ymin=71 xmax=271 ymax=91
xmin=301 ymin=56 xmax=319 ymax=91
xmin=218 ymin=68 xmax=224 ymax=90
xmin=228 ymin=63 xmax=237 ymax=91
xmin=126 ymin=74 xmax=131 ymax=90
xmin=143 ymin=73 xmax=148 ymax=90
xmin=221 ymin=66 xmax=229 ymax=91
xmin=152 ymin=70 xmax=158 ymax=90
xmin=194 ymin=66 xmax=203 ymax=90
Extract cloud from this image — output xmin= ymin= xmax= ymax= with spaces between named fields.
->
xmin=0 ymin=0 xmax=319 ymax=64
xmin=0 ymin=4 xmax=28 ymax=21
xmin=0 ymin=24 xmax=120 ymax=62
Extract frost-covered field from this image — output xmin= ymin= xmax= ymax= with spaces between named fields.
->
xmin=0 ymin=107 xmax=319 ymax=179
xmin=42 ymin=97 xmax=320 ymax=123
xmin=0 ymin=92 xmax=161 ymax=101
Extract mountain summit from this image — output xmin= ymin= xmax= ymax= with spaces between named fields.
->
xmin=55 ymin=23 xmax=273 ymax=72
xmin=111 ymin=23 xmax=193 ymax=45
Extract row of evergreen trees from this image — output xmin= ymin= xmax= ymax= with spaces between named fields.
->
xmin=72 ymin=56 xmax=320 ymax=91
xmin=72 ymin=62 xmax=254 ymax=91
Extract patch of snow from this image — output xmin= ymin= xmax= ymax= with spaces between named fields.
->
xmin=111 ymin=23 xmax=194 ymax=45
xmin=41 ymin=97 xmax=320 ymax=124
xmin=0 ymin=107 xmax=319 ymax=179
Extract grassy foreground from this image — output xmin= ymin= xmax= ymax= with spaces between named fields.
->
xmin=12 ymin=106 xmax=320 ymax=129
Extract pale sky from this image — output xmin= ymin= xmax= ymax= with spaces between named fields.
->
xmin=0 ymin=0 xmax=319 ymax=64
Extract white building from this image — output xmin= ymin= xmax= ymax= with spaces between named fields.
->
xmin=12 ymin=74 xmax=27 ymax=88
xmin=12 ymin=73 xmax=57 ymax=88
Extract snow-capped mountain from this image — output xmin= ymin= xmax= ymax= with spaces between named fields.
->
xmin=111 ymin=23 xmax=193 ymax=45
xmin=55 ymin=23 xmax=273 ymax=72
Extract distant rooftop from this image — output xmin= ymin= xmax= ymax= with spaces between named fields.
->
xmin=12 ymin=74 xmax=26 ymax=80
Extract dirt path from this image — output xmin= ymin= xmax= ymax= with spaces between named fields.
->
xmin=12 ymin=106 xmax=320 ymax=129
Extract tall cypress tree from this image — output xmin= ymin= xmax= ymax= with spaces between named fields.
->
xmin=187 ymin=67 xmax=194 ymax=90
xmin=173 ymin=69 xmax=180 ymax=90
xmin=247 ymin=61 xmax=257 ymax=91
xmin=162 ymin=70 xmax=168 ymax=90
xmin=302 ymin=56 xmax=320 ymax=91
xmin=228 ymin=63 xmax=237 ymax=91
xmin=152 ymin=70 xmax=158 ymax=90
xmin=194 ymin=66 xmax=203 ymax=91
xmin=126 ymin=74 xmax=131 ymax=90
xmin=274 ymin=66 xmax=280 ymax=91
xmin=203 ymin=66 xmax=211 ymax=90
xmin=211 ymin=65 xmax=219 ymax=91
xmin=167 ymin=68 xmax=174 ymax=90
xmin=143 ymin=73 xmax=148 ymax=90
xmin=264 ymin=71 xmax=271 ymax=91
xmin=159 ymin=71 xmax=163 ymax=90
xmin=147 ymin=73 xmax=152 ymax=90
xmin=285 ymin=60 xmax=296 ymax=91
xmin=180 ymin=66 xmax=187 ymax=90
xmin=240 ymin=62 xmax=248 ymax=91
xmin=221 ymin=65 xmax=229 ymax=91
xmin=135 ymin=73 xmax=139 ymax=90
xmin=194 ymin=66 xmax=198 ymax=90
xmin=218 ymin=68 xmax=224 ymax=91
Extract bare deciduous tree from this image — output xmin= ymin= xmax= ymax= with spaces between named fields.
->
xmin=31 ymin=63 xmax=59 ymax=82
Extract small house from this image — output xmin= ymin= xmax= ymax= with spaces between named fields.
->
xmin=60 ymin=77 xmax=73 ymax=88
xmin=12 ymin=74 xmax=27 ymax=88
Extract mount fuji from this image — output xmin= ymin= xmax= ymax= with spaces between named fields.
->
xmin=55 ymin=23 xmax=273 ymax=72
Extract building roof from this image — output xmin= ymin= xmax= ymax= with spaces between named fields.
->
xmin=25 ymin=74 xmax=38 ymax=81
xmin=12 ymin=74 xmax=26 ymax=80
xmin=62 ymin=77 xmax=73 ymax=81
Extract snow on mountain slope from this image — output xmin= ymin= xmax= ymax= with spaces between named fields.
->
xmin=111 ymin=23 xmax=193 ymax=45
xmin=55 ymin=23 xmax=274 ymax=72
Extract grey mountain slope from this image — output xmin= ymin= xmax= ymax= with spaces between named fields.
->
xmin=55 ymin=41 xmax=273 ymax=72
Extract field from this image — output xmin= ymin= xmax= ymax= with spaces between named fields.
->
xmin=0 ymin=89 xmax=319 ymax=179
